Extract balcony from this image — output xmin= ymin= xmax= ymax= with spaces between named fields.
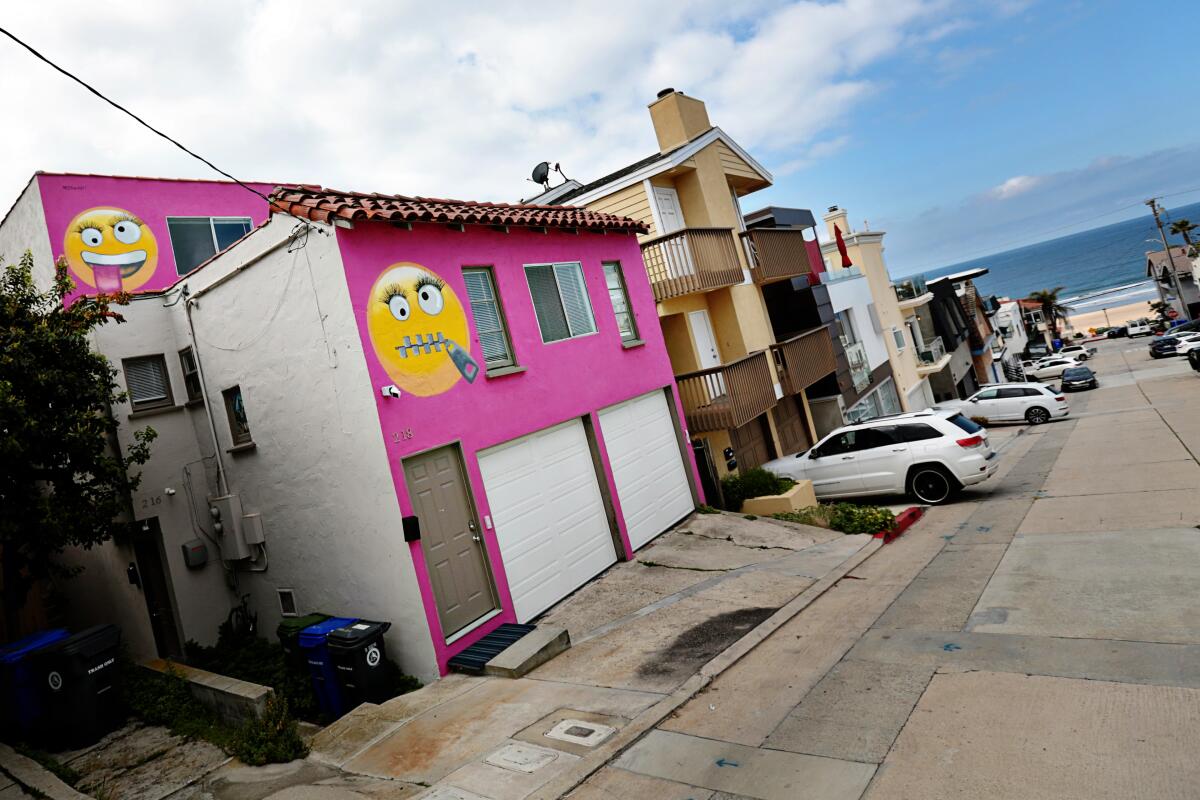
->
xmin=739 ymin=228 xmax=814 ymax=285
xmin=640 ymin=228 xmax=744 ymax=303
xmin=770 ymin=325 xmax=838 ymax=396
xmin=915 ymin=335 xmax=951 ymax=375
xmin=894 ymin=275 xmax=933 ymax=310
xmin=675 ymin=351 xmax=777 ymax=433
xmin=822 ymin=265 xmax=863 ymax=283
xmin=844 ymin=340 xmax=871 ymax=392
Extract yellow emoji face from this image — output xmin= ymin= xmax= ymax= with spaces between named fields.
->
xmin=63 ymin=207 xmax=159 ymax=291
xmin=366 ymin=263 xmax=480 ymax=397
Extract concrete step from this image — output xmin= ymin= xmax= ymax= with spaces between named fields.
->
xmin=484 ymin=625 xmax=571 ymax=679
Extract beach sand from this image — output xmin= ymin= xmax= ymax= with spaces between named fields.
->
xmin=1067 ymin=300 xmax=1154 ymax=333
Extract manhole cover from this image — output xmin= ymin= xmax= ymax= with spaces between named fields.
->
xmin=484 ymin=742 xmax=559 ymax=773
xmin=545 ymin=718 xmax=616 ymax=747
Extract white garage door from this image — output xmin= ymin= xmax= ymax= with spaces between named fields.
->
xmin=599 ymin=390 xmax=694 ymax=551
xmin=478 ymin=419 xmax=617 ymax=623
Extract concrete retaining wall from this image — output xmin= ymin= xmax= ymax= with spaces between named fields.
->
xmin=144 ymin=659 xmax=271 ymax=724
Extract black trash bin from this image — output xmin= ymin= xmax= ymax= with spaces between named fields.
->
xmin=276 ymin=613 xmax=330 ymax=670
xmin=326 ymin=620 xmax=392 ymax=709
xmin=33 ymin=624 xmax=122 ymax=749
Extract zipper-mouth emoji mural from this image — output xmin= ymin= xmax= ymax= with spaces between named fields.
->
xmin=367 ymin=263 xmax=479 ymax=396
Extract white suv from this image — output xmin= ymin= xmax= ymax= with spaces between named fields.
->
xmin=1057 ymin=343 xmax=1095 ymax=361
xmin=1027 ymin=356 xmax=1082 ymax=380
xmin=938 ymin=382 xmax=1070 ymax=425
xmin=764 ymin=409 xmax=999 ymax=505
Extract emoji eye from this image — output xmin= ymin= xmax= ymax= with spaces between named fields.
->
xmin=417 ymin=284 xmax=444 ymax=315
xmin=81 ymin=227 xmax=103 ymax=247
xmin=113 ymin=220 xmax=142 ymax=245
xmin=388 ymin=294 xmax=410 ymax=322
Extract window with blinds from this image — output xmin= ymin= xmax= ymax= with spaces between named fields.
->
xmin=524 ymin=262 xmax=597 ymax=343
xmin=602 ymin=262 xmax=638 ymax=342
xmin=462 ymin=268 xmax=515 ymax=369
xmin=122 ymin=355 xmax=173 ymax=411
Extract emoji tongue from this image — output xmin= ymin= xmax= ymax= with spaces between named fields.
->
xmin=93 ymin=265 xmax=124 ymax=293
xmin=445 ymin=339 xmax=479 ymax=383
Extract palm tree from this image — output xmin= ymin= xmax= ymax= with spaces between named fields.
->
xmin=1169 ymin=218 xmax=1197 ymax=257
xmin=1027 ymin=287 xmax=1072 ymax=339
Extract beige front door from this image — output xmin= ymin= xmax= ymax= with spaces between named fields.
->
xmin=403 ymin=446 xmax=498 ymax=636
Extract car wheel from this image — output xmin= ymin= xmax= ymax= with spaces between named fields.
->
xmin=908 ymin=466 xmax=957 ymax=505
xmin=1025 ymin=406 xmax=1051 ymax=425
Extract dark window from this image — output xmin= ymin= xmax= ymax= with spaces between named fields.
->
xmin=899 ymin=423 xmax=943 ymax=442
xmin=462 ymin=267 xmax=515 ymax=369
xmin=525 ymin=262 xmax=597 ymax=343
xmin=998 ymin=388 xmax=1027 ymax=399
xmin=167 ymin=217 xmax=253 ymax=275
xmin=1062 ymin=368 xmax=1091 ymax=379
xmin=222 ymin=385 xmax=252 ymax=445
xmin=947 ymin=413 xmax=982 ymax=434
xmin=974 ymin=389 xmax=1000 ymax=401
xmin=122 ymin=355 xmax=173 ymax=411
xmin=602 ymin=262 xmax=638 ymax=342
xmin=1022 ymin=387 xmax=1045 ymax=397
xmin=861 ymin=427 xmax=900 ymax=448
xmin=178 ymin=347 xmax=202 ymax=402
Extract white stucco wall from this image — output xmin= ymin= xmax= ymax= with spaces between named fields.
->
xmin=0 ymin=177 xmax=53 ymax=285
xmin=825 ymin=274 xmax=890 ymax=371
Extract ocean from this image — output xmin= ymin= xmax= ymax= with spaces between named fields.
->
xmin=913 ymin=201 xmax=1200 ymax=313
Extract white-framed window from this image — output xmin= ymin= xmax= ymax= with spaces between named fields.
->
xmin=462 ymin=267 xmax=516 ymax=370
xmin=524 ymin=262 xmax=597 ymax=343
xmin=167 ymin=216 xmax=253 ymax=275
xmin=891 ymin=327 xmax=906 ymax=351
xmin=602 ymin=261 xmax=639 ymax=343
xmin=835 ymin=310 xmax=858 ymax=345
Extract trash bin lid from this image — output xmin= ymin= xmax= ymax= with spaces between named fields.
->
xmin=38 ymin=625 xmax=121 ymax=660
xmin=0 ymin=628 xmax=70 ymax=664
xmin=298 ymin=617 xmax=356 ymax=648
xmin=327 ymin=620 xmax=391 ymax=648
xmin=277 ymin=613 xmax=330 ymax=637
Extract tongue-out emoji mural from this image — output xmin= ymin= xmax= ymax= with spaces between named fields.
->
xmin=366 ymin=262 xmax=480 ymax=397
xmin=63 ymin=207 xmax=159 ymax=292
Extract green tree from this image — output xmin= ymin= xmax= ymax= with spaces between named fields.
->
xmin=1149 ymin=300 xmax=1172 ymax=322
xmin=0 ymin=252 xmax=155 ymax=635
xmin=1027 ymin=287 xmax=1072 ymax=339
xmin=1169 ymin=218 xmax=1197 ymax=258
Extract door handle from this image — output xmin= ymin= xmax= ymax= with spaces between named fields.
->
xmin=468 ymin=519 xmax=477 ymax=531
xmin=841 ymin=456 xmax=854 ymax=460
xmin=472 ymin=535 xmax=482 ymax=543
xmin=892 ymin=448 xmax=907 ymax=452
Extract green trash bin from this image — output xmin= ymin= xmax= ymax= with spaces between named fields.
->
xmin=277 ymin=613 xmax=329 ymax=670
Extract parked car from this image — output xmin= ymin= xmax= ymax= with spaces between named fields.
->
xmin=1149 ymin=331 xmax=1200 ymax=358
xmin=1060 ymin=365 xmax=1098 ymax=391
xmin=1127 ymin=320 xmax=1153 ymax=337
xmin=1177 ymin=338 xmax=1200 ymax=372
xmin=1190 ymin=348 xmax=1200 ymax=373
xmin=1028 ymin=356 xmax=1082 ymax=380
xmin=1057 ymin=343 xmax=1096 ymax=361
xmin=764 ymin=409 xmax=1000 ymax=505
xmin=1106 ymin=326 xmax=1128 ymax=338
xmin=937 ymin=382 xmax=1071 ymax=424
xmin=1025 ymin=342 xmax=1052 ymax=359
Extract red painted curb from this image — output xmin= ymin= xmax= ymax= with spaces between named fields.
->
xmin=876 ymin=506 xmax=925 ymax=543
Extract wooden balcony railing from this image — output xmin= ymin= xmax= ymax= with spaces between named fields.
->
xmin=739 ymin=228 xmax=815 ymax=285
xmin=770 ymin=325 xmax=838 ymax=396
xmin=640 ymin=227 xmax=744 ymax=302
xmin=675 ymin=351 xmax=777 ymax=433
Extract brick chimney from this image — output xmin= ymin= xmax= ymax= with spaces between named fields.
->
xmin=648 ymin=88 xmax=712 ymax=154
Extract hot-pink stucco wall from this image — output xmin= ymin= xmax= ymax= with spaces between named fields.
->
xmin=335 ymin=221 xmax=701 ymax=671
xmin=36 ymin=174 xmax=273 ymax=303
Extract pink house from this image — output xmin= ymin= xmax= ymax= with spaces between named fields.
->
xmin=0 ymin=174 xmax=703 ymax=678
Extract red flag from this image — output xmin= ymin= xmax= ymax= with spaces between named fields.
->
xmin=834 ymin=224 xmax=853 ymax=268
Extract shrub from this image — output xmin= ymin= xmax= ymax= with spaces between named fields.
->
xmin=185 ymin=635 xmax=318 ymax=721
xmin=774 ymin=503 xmax=896 ymax=535
xmin=696 ymin=504 xmax=721 ymax=515
xmin=123 ymin=662 xmax=236 ymax=751
xmin=231 ymin=694 xmax=308 ymax=766
xmin=720 ymin=468 xmax=794 ymax=512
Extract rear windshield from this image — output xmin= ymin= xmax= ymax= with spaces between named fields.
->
xmin=1063 ymin=367 xmax=1090 ymax=378
xmin=947 ymin=413 xmax=983 ymax=434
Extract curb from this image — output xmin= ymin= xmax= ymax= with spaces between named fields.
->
xmin=876 ymin=506 xmax=925 ymax=543
xmin=0 ymin=743 xmax=92 ymax=800
xmin=528 ymin=534 xmax=889 ymax=800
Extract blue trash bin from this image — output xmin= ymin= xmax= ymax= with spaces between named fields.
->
xmin=298 ymin=617 xmax=356 ymax=719
xmin=0 ymin=628 xmax=70 ymax=740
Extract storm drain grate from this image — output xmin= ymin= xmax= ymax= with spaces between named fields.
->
xmin=447 ymin=623 xmax=537 ymax=674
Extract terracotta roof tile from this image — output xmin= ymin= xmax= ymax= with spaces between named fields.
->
xmin=269 ymin=186 xmax=647 ymax=234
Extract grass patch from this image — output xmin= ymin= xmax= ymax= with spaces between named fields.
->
xmin=696 ymin=504 xmax=721 ymax=514
xmin=13 ymin=744 xmax=80 ymax=787
xmin=774 ymin=503 xmax=896 ymax=535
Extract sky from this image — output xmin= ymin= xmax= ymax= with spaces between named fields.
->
xmin=2 ymin=1 xmax=1198 ymax=274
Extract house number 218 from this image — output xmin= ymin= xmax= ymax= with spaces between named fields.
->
xmin=391 ymin=429 xmax=414 ymax=443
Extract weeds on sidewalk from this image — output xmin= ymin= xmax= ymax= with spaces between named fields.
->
xmin=774 ymin=503 xmax=895 ymax=535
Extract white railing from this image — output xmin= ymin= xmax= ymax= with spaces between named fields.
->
xmin=917 ymin=336 xmax=946 ymax=365
xmin=845 ymin=341 xmax=871 ymax=391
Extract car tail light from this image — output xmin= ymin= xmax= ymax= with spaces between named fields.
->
xmin=956 ymin=435 xmax=983 ymax=448
xmin=1055 ymin=395 xmax=1066 ymax=402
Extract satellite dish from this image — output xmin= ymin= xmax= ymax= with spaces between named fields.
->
xmin=531 ymin=162 xmax=551 ymax=188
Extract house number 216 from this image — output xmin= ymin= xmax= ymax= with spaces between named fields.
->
xmin=391 ymin=429 xmax=414 ymax=443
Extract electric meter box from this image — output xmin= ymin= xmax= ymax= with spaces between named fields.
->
xmin=181 ymin=539 xmax=208 ymax=569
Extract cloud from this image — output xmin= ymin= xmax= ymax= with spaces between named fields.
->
xmin=0 ymin=0 xmax=976 ymax=209
xmin=987 ymin=174 xmax=1043 ymax=199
